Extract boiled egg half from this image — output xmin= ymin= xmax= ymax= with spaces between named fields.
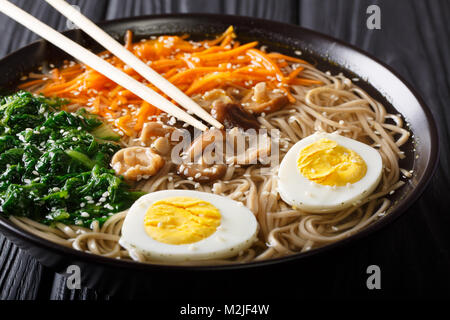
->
xmin=120 ymin=190 xmax=258 ymax=262
xmin=278 ymin=132 xmax=382 ymax=213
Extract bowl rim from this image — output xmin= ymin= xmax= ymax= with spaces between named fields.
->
xmin=0 ymin=13 xmax=440 ymax=272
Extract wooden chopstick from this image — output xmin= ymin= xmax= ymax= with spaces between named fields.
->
xmin=0 ymin=0 xmax=208 ymax=131
xmin=45 ymin=0 xmax=223 ymax=130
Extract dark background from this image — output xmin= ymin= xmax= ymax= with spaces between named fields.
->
xmin=0 ymin=0 xmax=449 ymax=300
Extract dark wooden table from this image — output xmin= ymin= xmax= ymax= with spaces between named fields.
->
xmin=0 ymin=0 xmax=449 ymax=300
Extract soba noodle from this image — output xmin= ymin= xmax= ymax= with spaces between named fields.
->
xmin=11 ymin=43 xmax=410 ymax=265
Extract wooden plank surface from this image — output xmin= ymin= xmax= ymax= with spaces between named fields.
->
xmin=0 ymin=0 xmax=449 ymax=300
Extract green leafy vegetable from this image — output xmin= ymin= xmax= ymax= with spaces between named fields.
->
xmin=0 ymin=91 xmax=145 ymax=227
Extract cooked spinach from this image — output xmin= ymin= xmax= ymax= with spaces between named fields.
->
xmin=0 ymin=91 xmax=145 ymax=227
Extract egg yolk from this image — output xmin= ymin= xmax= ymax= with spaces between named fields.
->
xmin=297 ymin=138 xmax=367 ymax=186
xmin=143 ymin=196 xmax=221 ymax=245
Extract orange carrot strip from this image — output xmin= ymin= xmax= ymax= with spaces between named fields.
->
xmin=192 ymin=46 xmax=223 ymax=56
xmin=290 ymin=78 xmax=322 ymax=85
xmin=205 ymin=26 xmax=235 ymax=46
xmin=116 ymin=114 xmax=133 ymax=136
xmin=279 ymin=86 xmax=296 ymax=103
xmin=220 ymin=34 xmax=233 ymax=47
xmin=168 ymin=67 xmax=227 ymax=83
xmin=286 ymin=67 xmax=305 ymax=82
xmin=18 ymin=79 xmax=47 ymax=89
xmin=246 ymin=49 xmax=284 ymax=80
xmin=267 ymin=52 xmax=309 ymax=64
xmin=185 ymin=71 xmax=232 ymax=95
xmin=125 ymin=30 xmax=133 ymax=50
xmin=199 ymin=41 xmax=258 ymax=61
xmin=134 ymin=101 xmax=156 ymax=130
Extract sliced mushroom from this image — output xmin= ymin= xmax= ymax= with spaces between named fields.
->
xmin=249 ymin=95 xmax=289 ymax=114
xmin=140 ymin=122 xmax=174 ymax=145
xmin=203 ymin=89 xmax=233 ymax=107
xmin=111 ymin=146 xmax=164 ymax=181
xmin=211 ymin=101 xmax=260 ymax=130
xmin=151 ymin=136 xmax=171 ymax=155
xmin=192 ymin=89 xmax=233 ymax=109
xmin=242 ymin=82 xmax=289 ymax=114
xmin=177 ymin=162 xmax=227 ymax=183
xmin=253 ymin=82 xmax=270 ymax=103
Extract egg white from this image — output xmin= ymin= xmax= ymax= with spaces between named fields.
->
xmin=120 ymin=190 xmax=258 ymax=262
xmin=277 ymin=132 xmax=383 ymax=213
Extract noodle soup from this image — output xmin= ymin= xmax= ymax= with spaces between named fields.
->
xmin=1 ymin=26 xmax=411 ymax=265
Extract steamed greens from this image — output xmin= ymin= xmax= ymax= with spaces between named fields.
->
xmin=0 ymin=91 xmax=144 ymax=227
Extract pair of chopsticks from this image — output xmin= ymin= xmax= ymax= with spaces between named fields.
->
xmin=0 ymin=0 xmax=223 ymax=132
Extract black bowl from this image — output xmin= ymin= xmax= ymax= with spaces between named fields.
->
xmin=0 ymin=14 xmax=439 ymax=297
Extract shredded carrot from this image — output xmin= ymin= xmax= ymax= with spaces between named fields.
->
xmin=125 ymin=30 xmax=133 ymax=51
xmin=134 ymin=101 xmax=159 ymax=131
xmin=18 ymin=78 xmax=48 ymax=89
xmin=290 ymin=78 xmax=323 ymax=85
xmin=199 ymin=42 xmax=258 ymax=62
xmin=267 ymin=52 xmax=309 ymax=64
xmin=286 ymin=67 xmax=305 ymax=82
xmin=21 ymin=26 xmax=322 ymax=137
xmin=246 ymin=49 xmax=284 ymax=80
xmin=168 ymin=67 xmax=227 ymax=84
